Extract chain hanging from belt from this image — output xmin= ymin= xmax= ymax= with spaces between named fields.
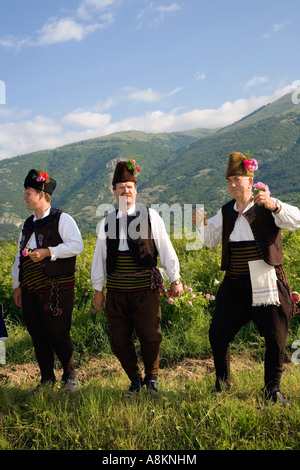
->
xmin=44 ymin=278 xmax=62 ymax=317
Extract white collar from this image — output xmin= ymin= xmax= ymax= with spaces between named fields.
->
xmin=33 ymin=206 xmax=51 ymax=222
xmin=117 ymin=204 xmax=136 ymax=218
xmin=233 ymin=200 xmax=254 ymax=214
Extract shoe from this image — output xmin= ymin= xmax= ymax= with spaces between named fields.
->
xmin=143 ymin=377 xmax=158 ymax=393
xmin=125 ymin=376 xmax=142 ymax=397
xmin=63 ymin=376 xmax=79 ymax=392
xmin=265 ymin=390 xmax=290 ymax=406
xmin=211 ymin=379 xmax=232 ymax=395
xmin=27 ymin=378 xmax=56 ymax=396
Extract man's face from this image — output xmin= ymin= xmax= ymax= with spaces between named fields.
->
xmin=114 ymin=181 xmax=137 ymax=211
xmin=227 ymin=176 xmax=253 ymax=200
xmin=23 ymin=187 xmax=44 ymax=211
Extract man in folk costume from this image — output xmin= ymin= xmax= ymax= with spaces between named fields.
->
xmin=193 ymin=152 xmax=300 ymax=405
xmin=92 ymin=160 xmax=183 ymax=394
xmin=12 ymin=169 xmax=84 ymax=393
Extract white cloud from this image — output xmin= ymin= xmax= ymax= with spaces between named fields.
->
xmin=244 ymin=76 xmax=269 ymax=88
xmin=0 ymin=0 xmax=116 ymax=49
xmin=273 ymin=22 xmax=288 ymax=32
xmin=125 ymin=87 xmax=182 ymax=102
xmin=137 ymin=2 xmax=182 ymax=28
xmin=62 ymin=110 xmax=111 ymax=128
xmin=156 ymin=4 xmax=182 ymax=14
xmin=37 ymin=18 xmax=102 ymax=44
xmin=263 ymin=21 xmax=288 ymax=39
xmin=77 ymin=0 xmax=117 ymax=20
xmin=0 ymin=85 xmax=295 ymax=159
xmin=195 ymin=72 xmax=206 ymax=81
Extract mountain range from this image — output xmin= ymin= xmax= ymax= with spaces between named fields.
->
xmin=0 ymin=91 xmax=299 ymax=239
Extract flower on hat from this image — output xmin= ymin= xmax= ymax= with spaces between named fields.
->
xmin=244 ymin=158 xmax=258 ymax=171
xmin=35 ymin=171 xmax=50 ymax=183
xmin=127 ymin=159 xmax=140 ymax=175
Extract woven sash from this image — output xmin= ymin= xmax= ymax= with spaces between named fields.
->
xmin=20 ymin=256 xmax=75 ymax=291
xmin=226 ymin=241 xmax=262 ymax=278
xmin=106 ymin=251 xmax=152 ymax=292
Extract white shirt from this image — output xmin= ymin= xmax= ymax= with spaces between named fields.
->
xmin=91 ymin=205 xmax=181 ymax=292
xmin=11 ymin=207 xmax=84 ymax=288
xmin=199 ymin=198 xmax=300 ymax=248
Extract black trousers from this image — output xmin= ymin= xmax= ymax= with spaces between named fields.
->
xmin=209 ymin=275 xmax=293 ymax=392
xmin=22 ymin=288 xmax=75 ymax=383
xmin=105 ymin=289 xmax=162 ymax=380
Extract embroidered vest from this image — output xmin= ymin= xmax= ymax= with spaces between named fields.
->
xmin=105 ymin=204 xmax=158 ymax=275
xmin=19 ymin=208 xmax=76 ymax=284
xmin=221 ymin=199 xmax=283 ymax=271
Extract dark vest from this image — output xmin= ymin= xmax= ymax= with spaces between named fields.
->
xmin=19 ymin=208 xmax=76 ymax=281
xmin=105 ymin=204 xmax=158 ymax=274
xmin=221 ymin=199 xmax=283 ymax=271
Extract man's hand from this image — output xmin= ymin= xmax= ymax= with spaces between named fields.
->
xmin=93 ymin=290 xmax=106 ymax=313
xmin=28 ymin=248 xmax=51 ymax=263
xmin=254 ymin=190 xmax=279 ymax=212
xmin=192 ymin=209 xmax=207 ymax=227
xmin=13 ymin=287 xmax=22 ymax=307
xmin=170 ymin=281 xmax=183 ymax=297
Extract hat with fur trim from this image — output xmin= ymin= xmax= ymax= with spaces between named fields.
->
xmin=112 ymin=160 xmax=140 ymax=186
xmin=24 ymin=169 xmax=56 ymax=195
xmin=225 ymin=152 xmax=258 ymax=179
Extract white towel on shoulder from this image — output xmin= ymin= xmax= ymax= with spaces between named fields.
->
xmin=249 ymin=259 xmax=280 ymax=307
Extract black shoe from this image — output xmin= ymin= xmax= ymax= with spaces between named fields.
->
xmin=211 ymin=379 xmax=232 ymax=395
xmin=265 ymin=390 xmax=290 ymax=406
xmin=27 ymin=378 xmax=56 ymax=396
xmin=125 ymin=376 xmax=142 ymax=397
xmin=143 ymin=377 xmax=158 ymax=393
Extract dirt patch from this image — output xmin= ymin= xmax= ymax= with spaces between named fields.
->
xmin=0 ymin=354 xmax=261 ymax=388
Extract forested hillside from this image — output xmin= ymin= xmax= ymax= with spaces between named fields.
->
xmin=0 ymin=91 xmax=299 ymax=239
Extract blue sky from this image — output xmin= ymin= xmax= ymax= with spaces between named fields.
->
xmin=0 ymin=0 xmax=299 ymax=159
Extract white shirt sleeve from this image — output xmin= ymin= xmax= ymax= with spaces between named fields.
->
xmin=149 ymin=208 xmax=181 ymax=283
xmin=48 ymin=212 xmax=84 ymax=260
xmin=272 ymin=198 xmax=300 ymax=231
xmin=197 ymin=208 xmax=223 ymax=248
xmin=91 ymin=218 xmax=107 ymax=292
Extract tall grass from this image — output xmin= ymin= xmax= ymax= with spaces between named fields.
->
xmin=0 ymin=230 xmax=299 ymax=450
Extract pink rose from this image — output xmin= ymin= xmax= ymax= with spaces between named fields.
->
xmin=187 ymin=300 xmax=192 ymax=306
xmin=244 ymin=158 xmax=258 ymax=171
xmin=22 ymin=248 xmax=28 ymax=257
xmin=168 ymin=297 xmax=174 ymax=305
xmin=292 ymin=292 xmax=300 ymax=303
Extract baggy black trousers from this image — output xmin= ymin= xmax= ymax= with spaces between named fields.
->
xmin=105 ymin=289 xmax=162 ymax=380
xmin=21 ymin=288 xmax=75 ymax=383
xmin=209 ymin=274 xmax=293 ymax=393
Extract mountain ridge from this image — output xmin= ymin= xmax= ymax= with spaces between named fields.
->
xmin=0 ymin=91 xmax=299 ymax=239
